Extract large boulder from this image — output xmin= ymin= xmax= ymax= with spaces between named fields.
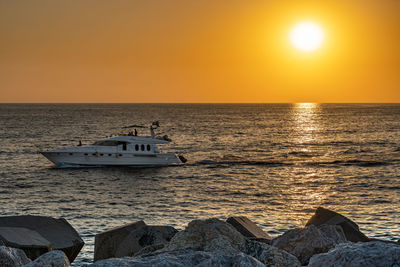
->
xmin=0 ymin=246 xmax=31 ymax=267
xmin=0 ymin=216 xmax=84 ymax=263
xmin=308 ymin=241 xmax=400 ymax=267
xmin=244 ymin=241 xmax=301 ymax=267
xmin=163 ymin=218 xmax=246 ymax=255
xmin=94 ymin=221 xmax=146 ymax=261
xmin=272 ymin=224 xmax=347 ymax=265
xmin=226 ymin=216 xmax=271 ymax=241
xmin=91 ymin=249 xmax=264 ymax=267
xmin=24 ymin=250 xmax=70 ymax=267
xmin=0 ymin=227 xmax=51 ymax=260
xmin=306 ymin=207 xmax=369 ymax=242
xmin=121 ymin=226 xmax=177 ymax=257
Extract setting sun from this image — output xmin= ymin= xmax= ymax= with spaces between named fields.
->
xmin=290 ymin=22 xmax=324 ymax=52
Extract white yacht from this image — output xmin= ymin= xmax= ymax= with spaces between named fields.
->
xmin=40 ymin=122 xmax=186 ymax=167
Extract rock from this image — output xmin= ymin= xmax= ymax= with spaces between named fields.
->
xmin=248 ymin=237 xmax=272 ymax=245
xmin=0 ymin=246 xmax=31 ymax=267
xmin=272 ymin=224 xmax=347 ymax=265
xmin=91 ymin=249 xmax=264 ymax=267
xmin=163 ymin=218 xmax=246 ymax=255
xmin=317 ymin=224 xmax=347 ymax=244
xmin=122 ymin=225 xmax=177 ymax=256
xmin=368 ymin=238 xmax=400 ymax=245
xmin=94 ymin=220 xmax=145 ymax=261
xmin=0 ymin=227 xmax=51 ymax=260
xmin=133 ymin=243 xmax=165 ymax=257
xmin=227 ymin=216 xmax=271 ymax=240
xmin=196 ymin=252 xmax=265 ymax=267
xmin=0 ymin=216 xmax=84 ymax=263
xmin=114 ymin=225 xmax=177 ymax=258
xmin=244 ymin=240 xmax=301 ymax=267
xmin=24 ymin=250 xmax=70 ymax=267
xmin=308 ymin=241 xmax=400 ymax=267
xmin=305 ymin=207 xmax=369 ymax=242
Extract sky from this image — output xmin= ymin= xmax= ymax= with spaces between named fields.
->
xmin=1 ymin=0 xmax=399 ymax=103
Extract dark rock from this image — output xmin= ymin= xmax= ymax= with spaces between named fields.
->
xmin=272 ymin=224 xmax=346 ymax=265
xmin=308 ymin=241 xmax=400 ymax=267
xmin=91 ymin=249 xmax=264 ymax=267
xmin=0 ymin=216 xmax=84 ymax=263
xmin=226 ymin=216 xmax=271 ymax=240
xmin=0 ymin=245 xmax=31 ymax=267
xmin=24 ymin=250 xmax=70 ymax=267
xmin=305 ymin=207 xmax=369 ymax=242
xmin=94 ymin=220 xmax=145 ymax=261
xmin=0 ymin=227 xmax=51 ymax=260
xmin=115 ymin=225 xmax=177 ymax=258
xmin=127 ymin=225 xmax=178 ymax=248
xmin=244 ymin=240 xmax=301 ymax=266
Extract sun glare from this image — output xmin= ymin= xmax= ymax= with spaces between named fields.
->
xmin=290 ymin=22 xmax=324 ymax=52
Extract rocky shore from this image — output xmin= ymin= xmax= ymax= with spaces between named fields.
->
xmin=0 ymin=207 xmax=399 ymax=266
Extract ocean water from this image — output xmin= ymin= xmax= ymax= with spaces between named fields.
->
xmin=0 ymin=103 xmax=399 ymax=265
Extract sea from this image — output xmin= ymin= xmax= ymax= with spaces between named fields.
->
xmin=0 ymin=103 xmax=399 ymax=265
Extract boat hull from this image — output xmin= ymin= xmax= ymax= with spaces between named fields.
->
xmin=41 ymin=151 xmax=183 ymax=167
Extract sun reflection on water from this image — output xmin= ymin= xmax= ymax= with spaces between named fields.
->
xmin=292 ymin=103 xmax=320 ymax=144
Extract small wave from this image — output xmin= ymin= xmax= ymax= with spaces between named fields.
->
xmin=288 ymin=151 xmax=315 ymax=157
xmin=306 ymin=160 xmax=388 ymax=167
xmin=195 ymin=160 xmax=290 ymax=167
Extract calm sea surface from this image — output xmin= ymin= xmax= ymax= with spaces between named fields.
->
xmin=0 ymin=103 xmax=399 ymax=264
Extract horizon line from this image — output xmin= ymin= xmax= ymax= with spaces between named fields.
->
xmin=0 ymin=102 xmax=399 ymax=104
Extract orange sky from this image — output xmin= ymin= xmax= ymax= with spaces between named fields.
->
xmin=1 ymin=0 xmax=399 ymax=103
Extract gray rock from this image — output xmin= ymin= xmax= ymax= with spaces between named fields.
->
xmin=94 ymin=221 xmax=145 ymax=261
xmin=0 ymin=246 xmax=31 ymax=267
xmin=368 ymin=238 xmax=400 ymax=245
xmin=227 ymin=216 xmax=271 ymax=240
xmin=245 ymin=240 xmax=301 ymax=267
xmin=196 ymin=253 xmax=265 ymax=267
xmin=163 ymin=218 xmax=246 ymax=255
xmin=133 ymin=244 xmax=165 ymax=257
xmin=23 ymin=250 xmax=70 ymax=267
xmin=308 ymin=241 xmax=400 ymax=267
xmin=0 ymin=227 xmax=51 ymax=260
xmin=91 ymin=249 xmax=264 ymax=267
xmin=306 ymin=207 xmax=369 ymax=242
xmin=119 ymin=225 xmax=177 ymax=257
xmin=0 ymin=216 xmax=84 ymax=263
xmin=272 ymin=224 xmax=347 ymax=265
xmin=317 ymin=224 xmax=347 ymax=244
xmin=248 ymin=237 xmax=272 ymax=245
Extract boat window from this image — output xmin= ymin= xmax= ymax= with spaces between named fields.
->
xmin=119 ymin=154 xmax=122 ymax=157
xmin=147 ymin=144 xmax=151 ymax=151
xmin=122 ymin=143 xmax=127 ymax=151
xmin=100 ymin=153 xmax=104 ymax=156
xmin=69 ymin=153 xmax=73 ymax=155
xmin=92 ymin=153 xmax=96 ymax=156
xmin=141 ymin=144 xmax=145 ymax=151
xmin=84 ymin=153 xmax=88 ymax=156
xmin=108 ymin=154 xmax=112 ymax=156
xmin=93 ymin=140 xmax=121 ymax=146
xmin=135 ymin=144 xmax=139 ymax=151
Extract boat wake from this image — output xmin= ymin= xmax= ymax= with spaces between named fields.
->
xmin=192 ymin=159 xmax=392 ymax=168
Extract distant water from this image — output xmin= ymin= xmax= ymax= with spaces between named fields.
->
xmin=0 ymin=103 xmax=399 ymax=265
